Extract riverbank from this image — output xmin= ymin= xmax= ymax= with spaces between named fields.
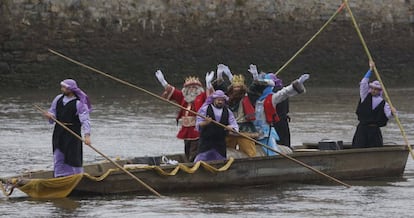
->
xmin=1 ymin=1 xmax=413 ymax=88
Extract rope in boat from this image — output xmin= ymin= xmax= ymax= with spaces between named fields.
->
xmin=274 ymin=2 xmax=346 ymax=76
xmin=1 ymin=158 xmax=233 ymax=198
xmin=83 ymin=157 xmax=235 ymax=181
xmin=2 ymin=158 xmax=234 ymax=198
xmin=124 ymin=157 xmax=234 ymax=176
xmin=344 ymin=0 xmax=414 ymax=159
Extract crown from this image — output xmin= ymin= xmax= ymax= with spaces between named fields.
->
xmin=183 ymin=76 xmax=202 ymax=87
xmin=232 ymin=74 xmax=245 ymax=86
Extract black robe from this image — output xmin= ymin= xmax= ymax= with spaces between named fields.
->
xmin=273 ymin=98 xmax=291 ymax=147
xmin=198 ymin=105 xmax=229 ymax=157
xmin=352 ymin=93 xmax=388 ymax=148
xmin=52 ymin=96 xmax=83 ymax=167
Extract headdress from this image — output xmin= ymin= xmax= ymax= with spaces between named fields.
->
xmin=231 ymin=74 xmax=245 ymax=86
xmin=211 ymin=90 xmax=229 ymax=101
xmin=183 ymin=76 xmax=202 ymax=87
xmin=60 ymin=79 xmax=92 ymax=112
xmin=369 ymin=80 xmax=382 ymax=90
xmin=266 ymin=73 xmax=283 ymax=88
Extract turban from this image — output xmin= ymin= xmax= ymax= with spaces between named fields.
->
xmin=60 ymin=79 xmax=92 ymax=112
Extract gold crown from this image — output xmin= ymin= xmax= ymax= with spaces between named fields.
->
xmin=183 ymin=76 xmax=202 ymax=87
xmin=232 ymin=74 xmax=245 ymax=86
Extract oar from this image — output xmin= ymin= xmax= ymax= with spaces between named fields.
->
xmin=33 ymin=104 xmax=162 ymax=197
xmin=274 ymin=2 xmax=345 ymax=76
xmin=344 ymin=0 xmax=414 ymax=159
xmin=47 ymin=49 xmax=351 ymax=188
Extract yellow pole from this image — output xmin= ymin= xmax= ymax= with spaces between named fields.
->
xmin=344 ymin=0 xmax=414 ymax=159
xmin=274 ymin=2 xmax=346 ymax=76
xmin=34 ymin=105 xmax=163 ymax=197
xmin=48 ymin=48 xmax=352 ymax=188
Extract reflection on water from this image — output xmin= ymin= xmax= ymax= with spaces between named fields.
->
xmin=0 ymin=87 xmax=413 ymax=217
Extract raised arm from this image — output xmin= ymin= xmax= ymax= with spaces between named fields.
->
xmin=205 ymin=71 xmax=215 ymax=95
xmin=155 ymin=70 xmax=169 ymax=88
xmin=218 ymin=64 xmax=233 ymax=82
xmin=248 ymin=64 xmax=259 ymax=81
xmin=360 ymin=61 xmax=375 ymax=101
xmin=272 ymin=73 xmax=309 ymax=107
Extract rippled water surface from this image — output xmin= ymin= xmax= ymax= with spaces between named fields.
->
xmin=1 ymin=87 xmax=413 ymax=217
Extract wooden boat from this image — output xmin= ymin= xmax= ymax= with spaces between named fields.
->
xmin=0 ymin=144 xmax=409 ymax=198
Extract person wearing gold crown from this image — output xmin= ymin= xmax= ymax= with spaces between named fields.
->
xmin=217 ymin=64 xmax=263 ymax=157
xmin=155 ymin=70 xmax=214 ymax=162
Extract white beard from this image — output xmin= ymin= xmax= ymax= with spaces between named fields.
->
xmin=182 ymin=86 xmax=204 ymax=103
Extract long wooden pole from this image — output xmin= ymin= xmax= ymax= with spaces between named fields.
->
xmin=344 ymin=0 xmax=414 ymax=159
xmin=33 ymin=104 xmax=163 ymax=197
xmin=274 ymin=2 xmax=345 ymax=76
xmin=48 ymin=49 xmax=351 ymax=188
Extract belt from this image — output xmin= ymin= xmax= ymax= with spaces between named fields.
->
xmin=181 ymin=116 xmax=196 ymax=127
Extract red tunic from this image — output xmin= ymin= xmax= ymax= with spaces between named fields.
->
xmin=162 ymin=85 xmax=207 ymax=140
xmin=264 ymin=94 xmax=280 ymax=124
xmin=241 ymin=95 xmax=256 ymax=121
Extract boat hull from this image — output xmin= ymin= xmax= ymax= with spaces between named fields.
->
xmin=71 ymin=146 xmax=409 ymax=195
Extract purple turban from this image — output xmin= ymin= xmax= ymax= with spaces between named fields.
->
xmin=369 ymin=80 xmax=382 ymax=90
xmin=265 ymin=73 xmax=283 ymax=88
xmin=202 ymin=90 xmax=229 ymax=107
xmin=60 ymin=79 xmax=92 ymax=112
xmin=211 ymin=90 xmax=229 ymax=101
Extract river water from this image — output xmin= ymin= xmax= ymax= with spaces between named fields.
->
xmin=0 ymin=86 xmax=413 ymax=217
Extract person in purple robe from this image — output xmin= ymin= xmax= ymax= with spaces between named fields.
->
xmin=43 ymin=79 xmax=91 ymax=177
xmin=194 ymin=90 xmax=239 ymax=162
xmin=352 ymin=61 xmax=396 ymax=148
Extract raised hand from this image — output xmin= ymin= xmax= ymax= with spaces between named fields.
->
xmin=298 ymin=73 xmax=310 ymax=84
xmin=205 ymin=71 xmax=215 ymax=89
xmin=218 ymin=64 xmax=233 ymax=81
xmin=369 ymin=61 xmax=375 ymax=70
xmin=155 ymin=70 xmax=168 ymax=87
xmin=248 ymin=64 xmax=259 ymax=80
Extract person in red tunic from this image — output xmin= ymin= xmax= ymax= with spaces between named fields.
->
xmin=155 ymin=70 xmax=214 ymax=162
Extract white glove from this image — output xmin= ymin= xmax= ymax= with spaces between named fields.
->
xmin=216 ymin=66 xmax=223 ymax=80
xmin=218 ymin=64 xmax=233 ymax=81
xmin=248 ymin=64 xmax=259 ymax=80
xmin=155 ymin=70 xmax=168 ymax=88
xmin=205 ymin=71 xmax=215 ymax=90
xmin=298 ymin=73 xmax=310 ymax=84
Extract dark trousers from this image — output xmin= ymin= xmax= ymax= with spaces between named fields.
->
xmin=352 ymin=123 xmax=383 ymax=148
xmin=184 ymin=139 xmax=199 ymax=162
xmin=274 ymin=118 xmax=291 ymax=147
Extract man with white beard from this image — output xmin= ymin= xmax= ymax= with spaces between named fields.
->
xmin=155 ymin=70 xmax=214 ymax=162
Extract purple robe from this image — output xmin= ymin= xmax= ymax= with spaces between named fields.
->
xmin=48 ymin=94 xmax=90 ymax=177
xmin=193 ymin=149 xmax=226 ymax=162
